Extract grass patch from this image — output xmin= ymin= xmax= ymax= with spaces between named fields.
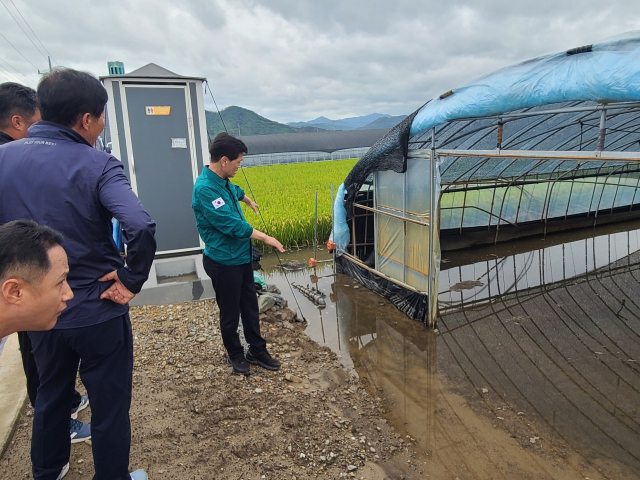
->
xmin=232 ymin=159 xmax=358 ymax=249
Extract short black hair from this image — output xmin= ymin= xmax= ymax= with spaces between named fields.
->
xmin=209 ymin=132 xmax=248 ymax=163
xmin=37 ymin=68 xmax=108 ymax=127
xmin=0 ymin=82 xmax=37 ymax=130
xmin=0 ymin=220 xmax=64 ymax=285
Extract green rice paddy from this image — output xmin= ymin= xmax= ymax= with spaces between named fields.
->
xmin=232 ymin=159 xmax=358 ymax=249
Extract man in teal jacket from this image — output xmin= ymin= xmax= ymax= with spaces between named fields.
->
xmin=193 ymin=133 xmax=284 ymax=375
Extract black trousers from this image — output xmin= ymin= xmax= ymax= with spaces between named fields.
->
xmin=28 ymin=314 xmax=133 ymax=480
xmin=17 ymin=331 xmax=81 ymax=410
xmin=203 ymin=255 xmax=266 ymax=358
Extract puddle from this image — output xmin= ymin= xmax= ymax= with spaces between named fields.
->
xmin=261 ymin=222 xmax=640 ymax=479
xmin=260 ymin=249 xmax=356 ymax=369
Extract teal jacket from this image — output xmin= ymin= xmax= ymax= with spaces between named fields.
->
xmin=192 ymin=166 xmax=253 ymax=265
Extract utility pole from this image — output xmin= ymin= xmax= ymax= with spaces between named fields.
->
xmin=38 ymin=56 xmax=53 ymax=76
xmin=238 ymin=124 xmax=241 ymax=136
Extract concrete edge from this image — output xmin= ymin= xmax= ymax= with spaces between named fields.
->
xmin=0 ymin=333 xmax=28 ymax=459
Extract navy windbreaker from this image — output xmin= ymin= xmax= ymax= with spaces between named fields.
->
xmin=0 ymin=121 xmax=157 ymax=328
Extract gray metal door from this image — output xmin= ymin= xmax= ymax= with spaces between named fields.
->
xmin=124 ymin=85 xmax=201 ymax=253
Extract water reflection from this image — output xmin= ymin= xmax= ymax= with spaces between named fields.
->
xmin=261 ymin=222 xmax=640 ymax=479
xmin=440 ymin=220 xmax=640 ymax=310
xmin=348 ymin=303 xmax=438 ymax=457
xmin=260 ymin=253 xmax=354 ymax=367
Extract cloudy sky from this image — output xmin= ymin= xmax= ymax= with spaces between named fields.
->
xmin=1 ymin=0 xmax=639 ymax=123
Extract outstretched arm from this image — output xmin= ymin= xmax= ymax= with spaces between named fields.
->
xmin=251 ymin=229 xmax=285 ymax=252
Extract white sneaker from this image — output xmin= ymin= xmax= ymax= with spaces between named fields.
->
xmin=70 ymin=395 xmax=89 ymax=419
xmin=56 ymin=462 xmax=69 ymax=480
xmin=130 ymin=469 xmax=148 ymax=480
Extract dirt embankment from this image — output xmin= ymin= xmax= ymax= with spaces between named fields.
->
xmin=1 ymin=300 xmax=426 ymax=479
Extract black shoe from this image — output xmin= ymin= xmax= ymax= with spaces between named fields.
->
xmin=246 ymin=349 xmax=281 ymax=371
xmin=227 ymin=355 xmax=250 ymax=375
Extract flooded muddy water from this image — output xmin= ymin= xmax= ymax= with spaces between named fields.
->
xmin=260 ymin=221 xmax=640 ymax=479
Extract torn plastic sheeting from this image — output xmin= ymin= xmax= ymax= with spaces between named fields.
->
xmin=336 ymin=255 xmax=429 ymax=324
xmin=329 ymin=183 xmax=350 ymax=255
xmin=410 ymin=32 xmax=640 ymax=138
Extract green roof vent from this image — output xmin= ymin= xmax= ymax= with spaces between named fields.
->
xmin=108 ymin=61 xmax=125 ymax=75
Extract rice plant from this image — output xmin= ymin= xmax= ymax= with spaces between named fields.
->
xmin=232 ymin=159 xmax=358 ymax=249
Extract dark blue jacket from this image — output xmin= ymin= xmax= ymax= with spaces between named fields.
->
xmin=0 ymin=122 xmax=157 ymax=329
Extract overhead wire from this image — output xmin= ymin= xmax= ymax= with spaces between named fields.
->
xmin=0 ymin=54 xmax=36 ymax=86
xmin=0 ymin=63 xmax=31 ymax=86
xmin=0 ymin=71 xmax=21 ymax=84
xmin=203 ymin=79 xmax=308 ymax=321
xmin=0 ymin=31 xmax=40 ymax=71
xmin=204 ymin=80 xmax=227 ymax=132
xmin=0 ymin=52 xmax=29 ymax=78
xmin=6 ymin=0 xmax=57 ymax=65
xmin=0 ymin=0 xmax=48 ymax=62
xmin=0 ymin=56 xmax=28 ymax=83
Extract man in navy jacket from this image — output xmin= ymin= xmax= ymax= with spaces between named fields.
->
xmin=0 ymin=81 xmax=91 ymax=444
xmin=0 ymin=69 xmax=156 ymax=480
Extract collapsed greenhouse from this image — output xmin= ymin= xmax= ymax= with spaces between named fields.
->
xmin=330 ymin=32 xmax=640 ymax=328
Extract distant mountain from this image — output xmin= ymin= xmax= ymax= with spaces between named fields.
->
xmin=287 ymin=117 xmax=333 ymax=130
xmin=206 ymin=106 xmax=297 ymax=137
xmin=287 ymin=113 xmax=392 ymax=131
xmin=359 ymin=115 xmax=407 ymax=130
xmin=337 ymin=113 xmax=392 ymax=129
xmin=296 ymin=122 xmax=350 ymax=131
xmin=204 ymin=107 xmax=406 ymax=137
xmin=306 ymin=116 xmax=333 ymax=125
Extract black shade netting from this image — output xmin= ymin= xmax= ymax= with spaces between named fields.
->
xmin=336 ymin=255 xmax=430 ymax=324
xmin=342 ymin=108 xmax=421 ymax=218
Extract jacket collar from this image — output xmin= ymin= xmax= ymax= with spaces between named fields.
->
xmin=0 ymin=131 xmax=14 ymax=146
xmin=203 ymin=164 xmax=229 ymax=188
xmin=27 ymin=121 xmax=92 ymax=147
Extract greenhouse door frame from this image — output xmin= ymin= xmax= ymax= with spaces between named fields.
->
xmin=368 ymin=145 xmax=439 ymax=328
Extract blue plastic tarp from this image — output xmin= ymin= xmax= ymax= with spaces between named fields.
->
xmin=329 ymin=183 xmax=350 ymax=254
xmin=410 ymin=32 xmax=640 ymax=138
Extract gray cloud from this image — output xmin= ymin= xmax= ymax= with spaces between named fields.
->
xmin=1 ymin=0 xmax=639 ymax=123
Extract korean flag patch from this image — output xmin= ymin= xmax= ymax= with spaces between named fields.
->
xmin=212 ymin=197 xmax=226 ymax=209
